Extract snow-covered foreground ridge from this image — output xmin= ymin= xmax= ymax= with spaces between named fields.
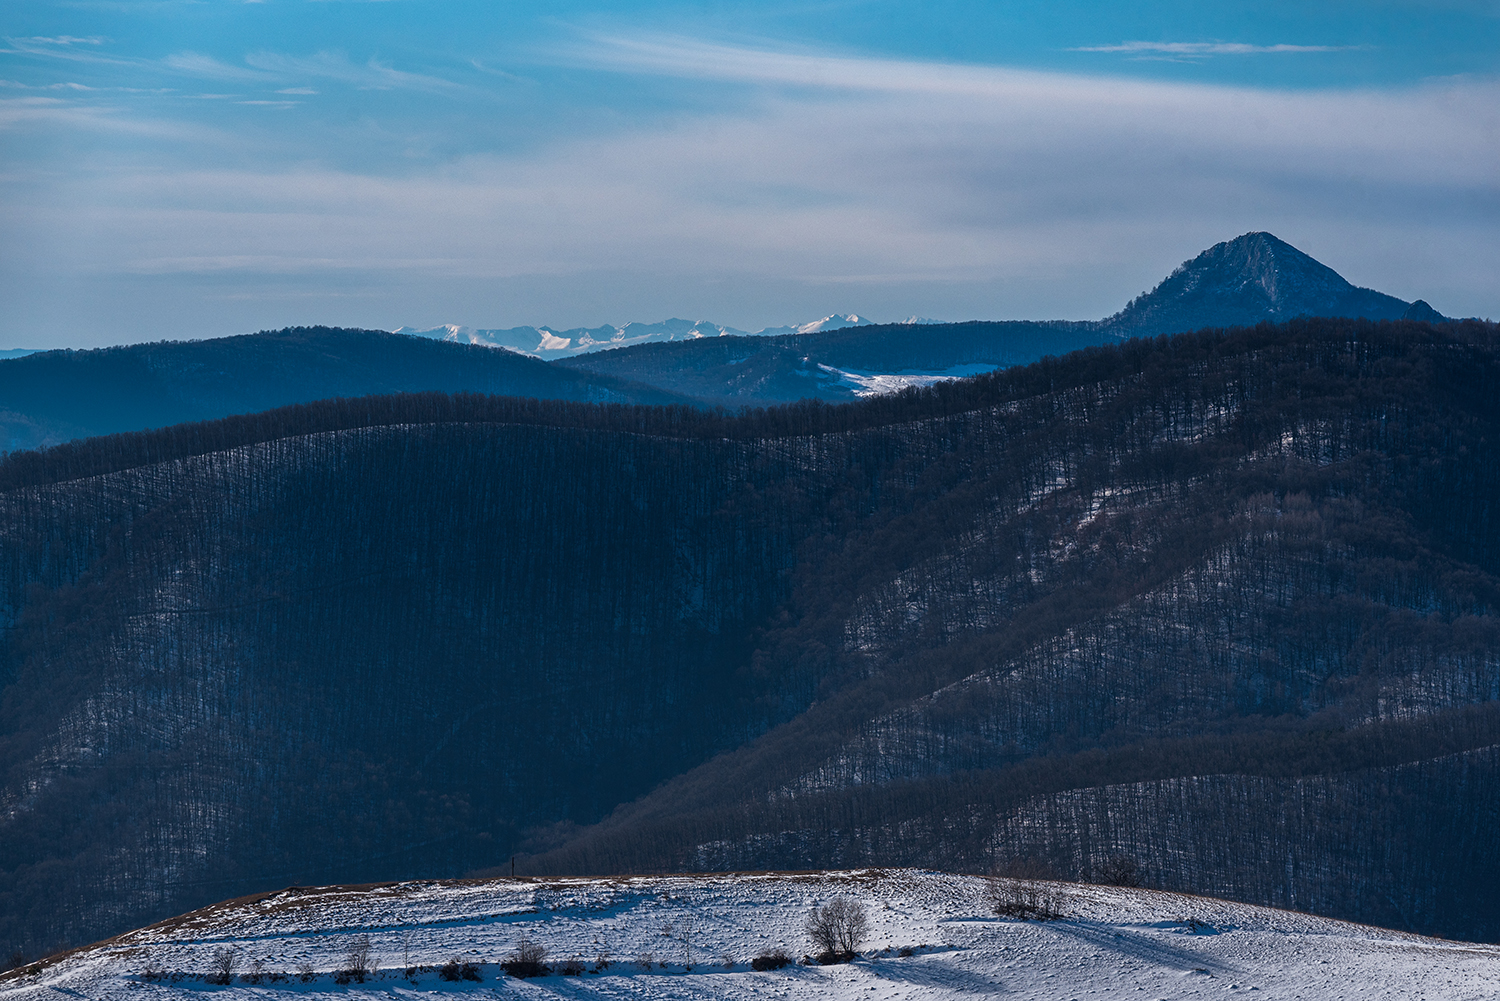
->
xmin=4 ymin=870 xmax=1497 ymax=1000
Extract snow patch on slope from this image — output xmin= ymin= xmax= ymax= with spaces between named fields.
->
xmin=819 ymin=363 xmax=996 ymax=397
xmin=5 ymin=869 xmax=1497 ymax=1000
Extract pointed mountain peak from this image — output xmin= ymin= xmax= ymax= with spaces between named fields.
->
xmin=1102 ymin=232 xmax=1412 ymax=337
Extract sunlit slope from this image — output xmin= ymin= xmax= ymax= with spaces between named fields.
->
xmin=4 ymin=870 xmax=1497 ymax=1000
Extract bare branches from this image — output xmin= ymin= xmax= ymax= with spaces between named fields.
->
xmin=805 ymin=897 xmax=869 ymax=962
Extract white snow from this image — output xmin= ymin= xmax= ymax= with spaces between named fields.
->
xmin=819 ymin=363 xmax=996 ymax=397
xmin=794 ymin=314 xmax=876 ymax=334
xmin=4 ymin=869 xmax=1496 ymax=999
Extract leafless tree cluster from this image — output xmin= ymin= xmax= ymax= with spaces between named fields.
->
xmin=805 ymin=897 xmax=869 ymax=961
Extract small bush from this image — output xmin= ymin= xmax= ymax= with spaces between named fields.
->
xmin=501 ymin=938 xmax=548 ymax=979
xmin=242 ymin=958 xmax=267 ymax=985
xmin=591 ymin=951 xmax=612 ymax=973
xmin=750 ymin=949 xmax=792 ymax=971
xmin=296 ymin=961 xmax=316 ymax=983
xmin=897 ymin=947 xmax=915 ymax=958
xmin=207 ymin=946 xmax=238 ymax=986
xmin=439 ymin=958 xmax=480 ymax=981
xmin=637 ymin=952 xmax=656 ymax=970
xmin=559 ymin=955 xmax=585 ymax=976
xmin=139 ymin=957 xmax=167 ymax=982
xmin=342 ymin=934 xmax=372 ymax=983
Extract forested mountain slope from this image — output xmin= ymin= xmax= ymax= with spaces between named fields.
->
xmin=0 ymin=326 xmax=690 ymax=455
xmin=1 ymin=317 xmax=1498 ymax=964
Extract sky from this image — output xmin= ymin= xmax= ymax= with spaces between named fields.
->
xmin=1 ymin=1 xmax=1496 ymax=348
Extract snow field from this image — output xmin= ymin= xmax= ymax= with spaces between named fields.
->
xmin=3 ymin=869 xmax=1498 ymax=999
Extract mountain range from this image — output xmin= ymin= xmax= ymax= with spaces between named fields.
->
xmin=2 ymin=313 xmax=1498 ymax=966
xmin=398 ymin=232 xmax=1445 ymax=363
xmin=393 ymin=313 xmax=891 ymax=356
xmin=558 ymin=232 xmax=1451 ymax=406
xmin=0 ymin=232 xmax=1455 ymax=453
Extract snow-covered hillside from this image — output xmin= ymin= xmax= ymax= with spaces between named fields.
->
xmin=819 ymin=362 xmax=996 ymax=397
xmin=5 ymin=870 xmax=1496 ymax=999
xmin=393 ymin=314 xmax=893 ymax=358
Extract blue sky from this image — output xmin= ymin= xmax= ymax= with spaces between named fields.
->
xmin=2 ymin=1 xmax=1497 ymax=347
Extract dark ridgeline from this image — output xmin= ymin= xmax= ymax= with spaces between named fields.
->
xmin=1 ymin=316 xmax=1499 ymax=962
xmin=0 ymin=326 xmax=694 ymax=455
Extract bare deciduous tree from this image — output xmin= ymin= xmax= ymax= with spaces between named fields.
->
xmin=805 ymin=897 xmax=869 ymax=961
xmin=208 ymin=946 xmax=238 ymax=985
xmin=343 ymin=934 xmax=372 ymax=983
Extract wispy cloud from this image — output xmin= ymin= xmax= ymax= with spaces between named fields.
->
xmin=13 ymin=35 xmax=108 ymax=46
xmin=161 ymin=52 xmax=277 ymax=82
xmin=558 ymin=32 xmax=1061 ymax=96
xmin=555 ymin=32 xmax=1361 ymax=99
xmin=1 ymin=34 xmax=138 ymax=66
xmin=8 ymin=38 xmax=460 ymax=94
xmin=1 ymin=79 xmax=95 ymax=90
xmin=4 ymin=33 xmax=1496 ymax=339
xmin=1071 ymin=41 xmax=1362 ymax=57
xmin=243 ymin=50 xmax=462 ymax=91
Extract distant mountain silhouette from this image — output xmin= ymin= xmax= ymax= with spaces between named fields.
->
xmin=0 ymin=327 xmax=691 ymax=454
xmin=0 ymin=235 xmax=1452 ymax=449
xmin=563 ymin=233 xmax=1447 ymax=404
xmin=1100 ymin=232 xmax=1429 ymax=338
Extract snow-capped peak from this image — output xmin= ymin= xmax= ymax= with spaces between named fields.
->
xmin=796 ymin=314 xmax=875 ymax=334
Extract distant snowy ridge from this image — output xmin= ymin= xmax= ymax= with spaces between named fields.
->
xmin=393 ymin=314 xmax=899 ymax=358
xmin=5 ymin=868 xmax=1497 ymax=1000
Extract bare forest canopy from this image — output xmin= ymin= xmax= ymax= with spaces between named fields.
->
xmin=2 ymin=316 xmax=1499 ymax=966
